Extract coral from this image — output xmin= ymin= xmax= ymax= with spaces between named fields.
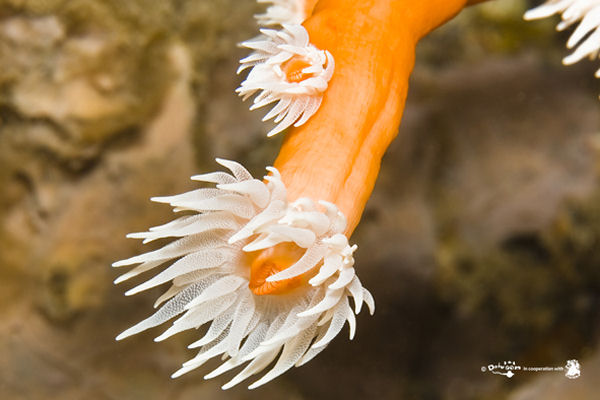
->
xmin=114 ymin=160 xmax=373 ymax=389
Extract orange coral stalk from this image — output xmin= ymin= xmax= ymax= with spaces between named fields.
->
xmin=249 ymin=0 xmax=470 ymax=294
xmin=251 ymin=0 xmax=471 ymax=292
xmin=274 ymin=0 xmax=470 ymax=235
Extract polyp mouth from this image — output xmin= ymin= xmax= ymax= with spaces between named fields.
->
xmin=282 ymin=55 xmax=316 ymax=83
xmin=248 ymin=242 xmax=309 ymax=295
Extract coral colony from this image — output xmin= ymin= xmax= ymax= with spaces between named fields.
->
xmin=114 ymin=0 xmax=600 ymax=389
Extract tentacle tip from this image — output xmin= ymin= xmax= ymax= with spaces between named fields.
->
xmin=111 ymin=260 xmax=126 ymax=267
xmin=154 ymin=334 xmax=169 ymax=342
xmin=113 ymin=276 xmax=125 ymax=284
xmin=170 ymin=370 xmax=185 ymax=379
xmin=124 ymin=288 xmax=139 ymax=297
xmin=247 ymin=382 xmax=262 ymax=390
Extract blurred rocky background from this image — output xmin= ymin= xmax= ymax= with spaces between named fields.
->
xmin=0 ymin=0 xmax=598 ymax=399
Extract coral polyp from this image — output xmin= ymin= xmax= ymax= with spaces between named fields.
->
xmin=114 ymin=159 xmax=373 ymax=389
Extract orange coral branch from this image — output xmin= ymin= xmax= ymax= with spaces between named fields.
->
xmin=274 ymin=0 xmax=469 ymax=235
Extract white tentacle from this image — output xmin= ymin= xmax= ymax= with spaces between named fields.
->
xmin=114 ymin=159 xmax=373 ymax=389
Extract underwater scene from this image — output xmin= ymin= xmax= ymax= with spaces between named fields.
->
xmin=0 ymin=0 xmax=598 ymax=399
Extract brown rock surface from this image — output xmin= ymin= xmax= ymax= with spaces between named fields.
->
xmin=0 ymin=1 xmax=599 ymax=399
